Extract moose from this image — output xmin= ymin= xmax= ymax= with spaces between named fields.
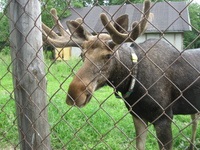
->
xmin=42 ymin=0 xmax=200 ymax=149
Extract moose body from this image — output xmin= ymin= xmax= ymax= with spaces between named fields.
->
xmin=125 ymin=40 xmax=200 ymax=149
xmin=115 ymin=40 xmax=200 ymax=149
xmin=89 ymin=39 xmax=200 ymax=149
xmin=42 ymin=0 xmax=199 ymax=149
xmin=126 ymin=40 xmax=200 ymax=118
xmin=67 ymin=38 xmax=200 ymax=149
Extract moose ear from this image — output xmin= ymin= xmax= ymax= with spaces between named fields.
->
xmin=66 ymin=20 xmax=92 ymax=42
xmin=114 ymin=14 xmax=129 ymax=33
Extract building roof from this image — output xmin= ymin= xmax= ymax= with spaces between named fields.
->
xmin=61 ymin=1 xmax=191 ymax=34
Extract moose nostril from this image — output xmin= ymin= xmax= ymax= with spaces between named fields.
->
xmin=66 ymin=94 xmax=76 ymax=106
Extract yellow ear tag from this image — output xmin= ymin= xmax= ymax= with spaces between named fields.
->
xmin=132 ymin=53 xmax=138 ymax=63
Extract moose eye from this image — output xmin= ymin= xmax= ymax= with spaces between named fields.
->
xmin=105 ymin=54 xmax=112 ymax=60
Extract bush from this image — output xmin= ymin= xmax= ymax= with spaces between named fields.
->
xmin=1 ymin=46 xmax=10 ymax=55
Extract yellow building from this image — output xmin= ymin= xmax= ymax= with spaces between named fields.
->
xmin=55 ymin=47 xmax=71 ymax=60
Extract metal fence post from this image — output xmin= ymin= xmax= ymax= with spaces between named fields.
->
xmin=8 ymin=0 xmax=51 ymax=149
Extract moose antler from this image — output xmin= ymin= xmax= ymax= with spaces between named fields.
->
xmin=42 ymin=1 xmax=150 ymax=47
xmin=100 ymin=0 xmax=151 ymax=44
xmin=42 ymin=8 xmax=131 ymax=48
xmin=42 ymin=8 xmax=83 ymax=47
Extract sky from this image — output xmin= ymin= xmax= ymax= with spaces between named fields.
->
xmin=192 ymin=0 xmax=200 ymax=4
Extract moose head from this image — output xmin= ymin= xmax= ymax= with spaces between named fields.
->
xmin=42 ymin=0 xmax=151 ymax=107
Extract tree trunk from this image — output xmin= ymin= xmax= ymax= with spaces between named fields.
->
xmin=8 ymin=0 xmax=51 ymax=149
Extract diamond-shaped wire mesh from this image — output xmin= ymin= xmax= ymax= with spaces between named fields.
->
xmin=0 ymin=0 xmax=200 ymax=149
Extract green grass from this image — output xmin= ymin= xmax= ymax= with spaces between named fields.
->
xmin=0 ymin=53 xmax=200 ymax=149
xmin=0 ymin=54 xmax=18 ymax=148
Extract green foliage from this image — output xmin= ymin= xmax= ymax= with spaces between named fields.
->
xmin=73 ymin=1 xmax=84 ymax=8
xmin=42 ymin=0 xmax=71 ymax=28
xmin=88 ymin=0 xmax=187 ymax=6
xmin=41 ymin=0 xmax=87 ymax=27
xmin=0 ymin=12 xmax=9 ymax=49
xmin=1 ymin=46 xmax=10 ymax=55
xmin=0 ymin=54 xmax=18 ymax=148
xmin=184 ymin=3 xmax=200 ymax=49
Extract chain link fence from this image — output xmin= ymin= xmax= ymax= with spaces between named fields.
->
xmin=0 ymin=0 xmax=200 ymax=149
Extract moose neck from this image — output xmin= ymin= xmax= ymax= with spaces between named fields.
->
xmin=108 ymin=43 xmax=137 ymax=95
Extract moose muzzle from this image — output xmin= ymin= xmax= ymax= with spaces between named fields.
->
xmin=66 ymin=77 xmax=95 ymax=107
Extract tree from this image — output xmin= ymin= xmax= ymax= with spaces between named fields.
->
xmin=41 ymin=0 xmax=85 ymax=29
xmin=0 ymin=0 xmax=7 ymax=10
xmin=9 ymin=0 xmax=51 ymax=149
xmin=183 ymin=2 xmax=200 ymax=49
xmin=88 ymin=0 xmax=186 ymax=6
xmin=0 ymin=0 xmax=9 ymax=49
xmin=0 ymin=12 xmax=9 ymax=49
xmin=42 ymin=0 xmax=70 ymax=27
